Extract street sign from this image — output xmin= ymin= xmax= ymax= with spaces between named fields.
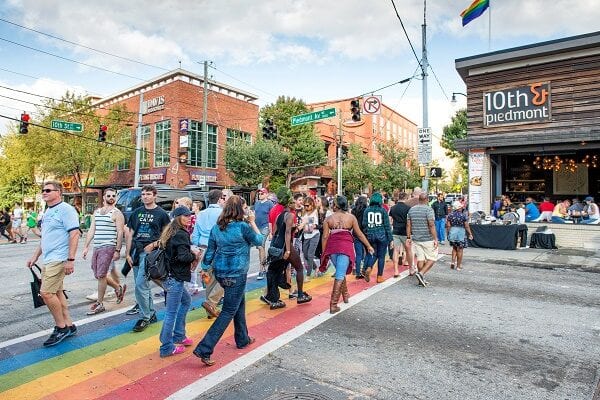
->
xmin=362 ymin=95 xmax=382 ymax=115
xmin=418 ymin=127 xmax=432 ymax=164
xmin=291 ymin=108 xmax=336 ymax=126
xmin=51 ymin=120 xmax=83 ymax=132
xmin=430 ymin=167 xmax=442 ymax=178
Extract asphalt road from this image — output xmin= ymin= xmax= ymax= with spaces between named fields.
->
xmin=196 ymin=259 xmax=600 ymax=400
xmin=0 ymin=237 xmax=264 ymax=342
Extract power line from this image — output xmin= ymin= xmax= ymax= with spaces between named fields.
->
xmin=0 ymin=17 xmax=170 ymax=72
xmin=0 ymin=66 xmax=41 ymax=80
xmin=428 ymin=63 xmax=449 ymax=100
xmin=0 ymin=36 xmax=146 ymax=81
xmin=208 ymin=64 xmax=277 ymax=99
xmin=389 ymin=0 xmax=423 ymax=72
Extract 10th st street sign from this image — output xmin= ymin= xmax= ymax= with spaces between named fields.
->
xmin=51 ymin=120 xmax=83 ymax=132
xmin=291 ymin=108 xmax=336 ymax=126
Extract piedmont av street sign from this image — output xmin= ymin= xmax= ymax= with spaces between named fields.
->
xmin=291 ymin=108 xmax=336 ymax=126
xmin=51 ymin=120 xmax=83 ymax=132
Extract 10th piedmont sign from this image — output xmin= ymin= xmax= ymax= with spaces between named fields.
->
xmin=483 ymin=82 xmax=551 ymax=127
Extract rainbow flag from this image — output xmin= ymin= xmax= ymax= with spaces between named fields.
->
xmin=461 ymin=0 xmax=490 ymax=26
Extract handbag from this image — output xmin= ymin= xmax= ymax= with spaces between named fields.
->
xmin=267 ymin=245 xmax=284 ymax=260
xmin=30 ymin=264 xmax=69 ymax=309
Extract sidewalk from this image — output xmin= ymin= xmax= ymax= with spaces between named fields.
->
xmin=438 ymin=242 xmax=600 ymax=272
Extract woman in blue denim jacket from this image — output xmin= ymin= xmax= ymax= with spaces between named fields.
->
xmin=193 ymin=195 xmax=264 ymax=366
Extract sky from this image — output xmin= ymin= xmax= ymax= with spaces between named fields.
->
xmin=1 ymin=0 xmax=599 ymax=164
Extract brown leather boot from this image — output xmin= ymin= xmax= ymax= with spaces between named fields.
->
xmin=330 ymin=279 xmax=343 ymax=314
xmin=340 ymin=278 xmax=349 ymax=304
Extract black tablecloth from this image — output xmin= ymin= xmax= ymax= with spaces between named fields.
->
xmin=468 ymin=224 xmax=527 ymax=250
xmin=530 ymin=232 xmax=557 ymax=249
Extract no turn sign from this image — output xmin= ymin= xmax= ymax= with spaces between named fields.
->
xmin=362 ymin=95 xmax=382 ymax=115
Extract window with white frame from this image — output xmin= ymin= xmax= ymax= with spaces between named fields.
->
xmin=188 ymin=120 xmax=217 ymax=168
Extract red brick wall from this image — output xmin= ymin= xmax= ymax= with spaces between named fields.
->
xmin=97 ymin=78 xmax=258 ymax=188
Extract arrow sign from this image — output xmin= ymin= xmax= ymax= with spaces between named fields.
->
xmin=419 ymin=138 xmax=430 ymax=144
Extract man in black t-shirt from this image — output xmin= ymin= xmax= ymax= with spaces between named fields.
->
xmin=0 ymin=208 xmax=12 ymax=241
xmin=389 ymin=192 xmax=416 ymax=277
xmin=125 ymin=185 xmax=171 ymax=332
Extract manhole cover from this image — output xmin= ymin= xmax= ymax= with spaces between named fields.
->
xmin=264 ymin=393 xmax=334 ymax=400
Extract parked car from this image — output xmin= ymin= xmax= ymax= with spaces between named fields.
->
xmin=116 ymin=186 xmax=209 ymax=222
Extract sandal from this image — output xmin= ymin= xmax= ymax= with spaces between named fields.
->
xmin=450 ymin=262 xmax=455 ymax=269
xmin=237 ymin=336 xmax=256 ymax=349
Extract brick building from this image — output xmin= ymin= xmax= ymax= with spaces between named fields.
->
xmin=93 ymin=68 xmax=259 ymax=189
xmin=291 ymin=98 xmax=418 ymax=194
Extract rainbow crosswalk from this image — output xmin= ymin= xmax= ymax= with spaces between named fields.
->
xmin=0 ymin=264 xmax=404 ymax=400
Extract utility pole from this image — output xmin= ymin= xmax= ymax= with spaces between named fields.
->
xmin=337 ymin=110 xmax=343 ymax=196
xmin=134 ymin=92 xmax=144 ymax=187
xmin=201 ymin=61 xmax=209 ymax=187
xmin=421 ymin=0 xmax=430 ymax=194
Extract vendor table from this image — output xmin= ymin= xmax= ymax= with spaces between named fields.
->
xmin=468 ymin=224 xmax=528 ymax=250
xmin=529 ymin=232 xmax=557 ymax=249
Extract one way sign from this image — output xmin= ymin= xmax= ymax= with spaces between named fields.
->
xmin=429 ymin=167 xmax=442 ymax=178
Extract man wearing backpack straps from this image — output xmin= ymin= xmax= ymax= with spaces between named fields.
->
xmin=125 ymin=185 xmax=170 ymax=332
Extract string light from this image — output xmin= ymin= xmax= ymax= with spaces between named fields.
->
xmin=533 ymin=154 xmax=598 ymax=172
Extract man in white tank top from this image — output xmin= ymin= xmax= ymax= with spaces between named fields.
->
xmin=82 ymin=188 xmax=126 ymax=314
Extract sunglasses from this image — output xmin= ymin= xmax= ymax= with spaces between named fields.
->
xmin=221 ymin=196 xmax=227 ymax=200
xmin=41 ymin=189 xmax=58 ymax=193
xmin=105 ymin=194 xmax=116 ymax=198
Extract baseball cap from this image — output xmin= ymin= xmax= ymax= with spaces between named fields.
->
xmin=172 ymin=206 xmax=192 ymax=218
xmin=584 ymin=196 xmax=594 ymax=202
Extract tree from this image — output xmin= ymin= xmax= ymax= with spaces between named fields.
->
xmin=261 ymin=96 xmax=327 ymax=185
xmin=372 ymin=142 xmax=421 ymax=194
xmin=340 ymin=143 xmax=376 ymax=196
xmin=0 ymin=92 xmax=133 ymax=211
xmin=224 ymin=138 xmax=287 ymax=187
xmin=441 ymin=109 xmax=468 ymax=191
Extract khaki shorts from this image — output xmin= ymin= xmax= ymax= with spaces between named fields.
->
xmin=413 ymin=240 xmax=438 ymax=262
xmin=393 ymin=234 xmax=408 ymax=248
xmin=41 ymin=261 xmax=66 ymax=293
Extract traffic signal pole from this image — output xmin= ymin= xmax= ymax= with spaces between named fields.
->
xmin=134 ymin=92 xmax=144 ymax=187
xmin=201 ymin=61 xmax=209 ymax=187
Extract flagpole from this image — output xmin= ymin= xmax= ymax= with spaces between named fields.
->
xmin=488 ymin=2 xmax=492 ymax=50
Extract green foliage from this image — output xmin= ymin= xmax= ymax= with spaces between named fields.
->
xmin=224 ymin=139 xmax=287 ymax=187
xmin=0 ymin=92 xmax=133 ymax=208
xmin=340 ymin=144 xmax=375 ymax=196
xmin=372 ymin=142 xmax=420 ymax=194
xmin=441 ymin=109 xmax=468 ymax=191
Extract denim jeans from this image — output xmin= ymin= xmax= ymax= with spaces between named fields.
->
xmin=194 ymin=275 xmax=251 ymax=358
xmin=353 ymin=237 xmax=364 ymax=276
xmin=363 ymin=237 xmax=388 ymax=276
xmin=435 ymin=218 xmax=446 ymax=242
xmin=302 ymin=232 xmax=320 ymax=276
xmin=330 ymin=253 xmax=350 ymax=280
xmin=133 ymin=251 xmax=155 ymax=320
xmin=159 ymin=277 xmax=191 ymax=356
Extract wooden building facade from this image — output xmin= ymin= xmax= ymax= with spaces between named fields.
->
xmin=455 ymin=32 xmax=600 ymax=213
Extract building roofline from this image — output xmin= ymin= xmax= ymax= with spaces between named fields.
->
xmin=455 ymin=31 xmax=600 ymax=81
xmin=92 ymin=68 xmax=258 ymax=105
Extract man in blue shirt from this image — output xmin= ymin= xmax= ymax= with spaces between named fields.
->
xmin=252 ymin=188 xmax=273 ymax=279
xmin=191 ymin=189 xmax=225 ymax=318
xmin=27 ymin=181 xmax=81 ymax=347
xmin=524 ymin=197 xmax=541 ymax=222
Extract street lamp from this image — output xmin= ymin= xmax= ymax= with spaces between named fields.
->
xmin=451 ymin=92 xmax=467 ymax=104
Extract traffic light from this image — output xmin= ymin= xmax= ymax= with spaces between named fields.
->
xmin=98 ymin=125 xmax=107 ymax=142
xmin=350 ymin=99 xmax=361 ymax=122
xmin=262 ymin=118 xmax=277 ymax=140
xmin=19 ymin=112 xmax=30 ymax=134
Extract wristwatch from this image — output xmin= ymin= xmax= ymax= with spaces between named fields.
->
xmin=67 ymin=258 xmax=75 ymax=261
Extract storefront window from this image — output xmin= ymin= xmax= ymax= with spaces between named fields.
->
xmin=188 ymin=120 xmax=217 ymax=168
xmin=140 ymin=125 xmax=150 ymax=168
xmin=154 ymin=121 xmax=171 ymax=167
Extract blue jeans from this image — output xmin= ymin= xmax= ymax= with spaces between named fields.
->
xmin=194 ymin=275 xmax=251 ymax=358
xmin=363 ymin=237 xmax=388 ymax=276
xmin=353 ymin=237 xmax=364 ymax=276
xmin=159 ymin=277 xmax=191 ymax=356
xmin=551 ymin=216 xmax=566 ymax=224
xmin=435 ymin=218 xmax=446 ymax=242
xmin=330 ymin=253 xmax=350 ymax=280
xmin=133 ymin=251 xmax=155 ymax=320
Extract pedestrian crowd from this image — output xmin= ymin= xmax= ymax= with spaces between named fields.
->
xmin=25 ymin=182 xmax=476 ymax=366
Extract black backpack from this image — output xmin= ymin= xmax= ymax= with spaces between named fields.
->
xmin=144 ymin=246 xmax=169 ymax=281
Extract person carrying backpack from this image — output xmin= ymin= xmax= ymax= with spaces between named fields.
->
xmin=158 ymin=206 xmax=200 ymax=357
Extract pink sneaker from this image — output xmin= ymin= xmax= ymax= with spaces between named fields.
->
xmin=172 ymin=345 xmax=186 ymax=355
xmin=176 ymin=337 xmax=193 ymax=346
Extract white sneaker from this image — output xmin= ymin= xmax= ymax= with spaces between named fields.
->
xmin=86 ymin=292 xmax=98 ymax=302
